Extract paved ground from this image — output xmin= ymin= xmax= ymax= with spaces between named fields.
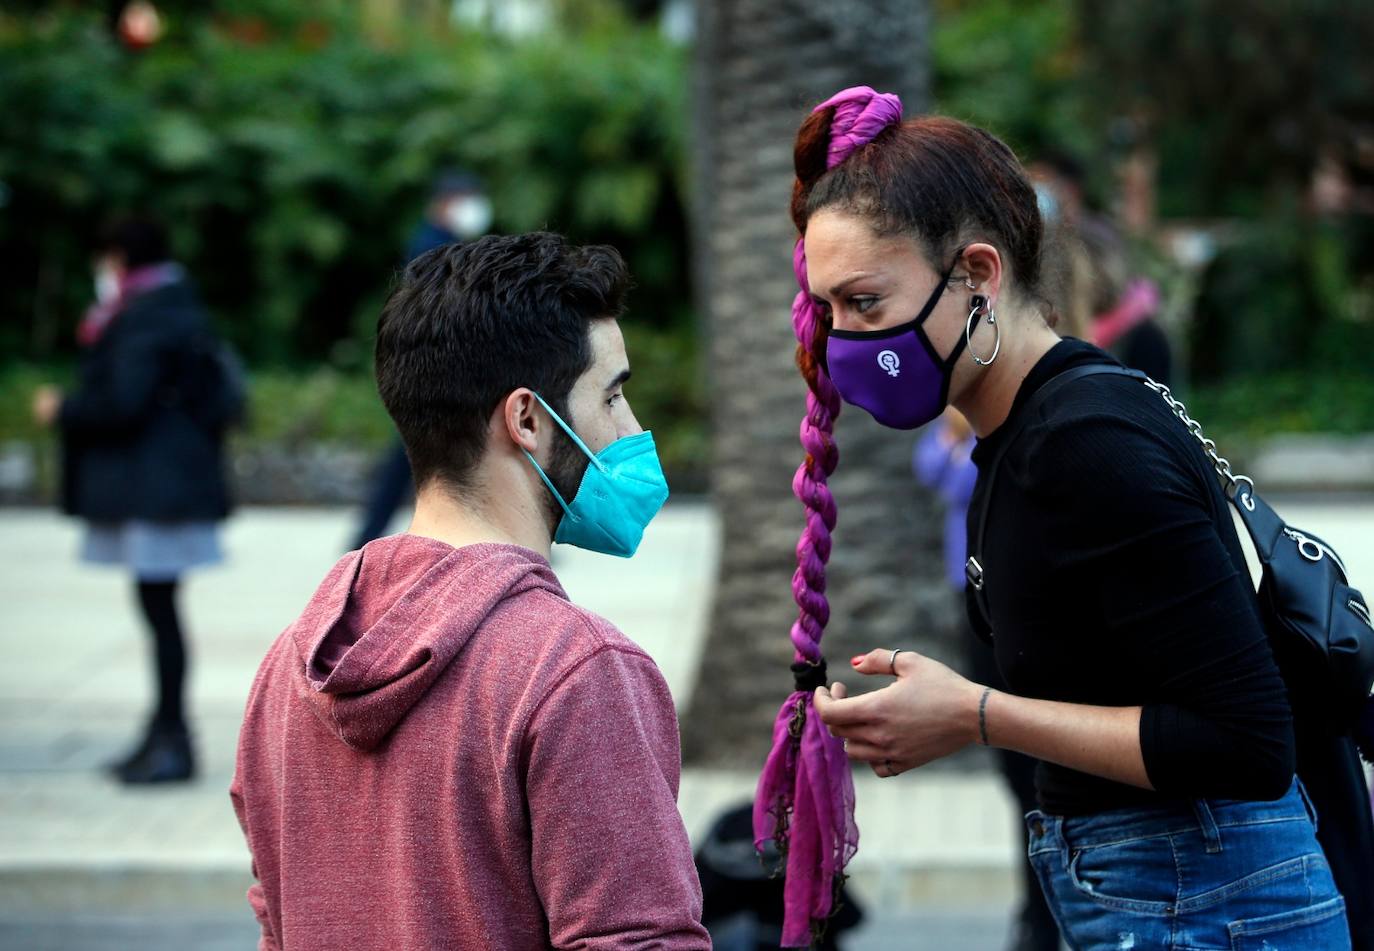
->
xmin=3 ymin=497 xmax=1373 ymax=950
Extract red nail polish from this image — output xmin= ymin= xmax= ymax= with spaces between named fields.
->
xmin=851 ymin=655 xmax=864 ymax=667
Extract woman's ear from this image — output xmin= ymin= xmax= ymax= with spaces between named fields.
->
xmin=961 ymin=243 xmax=1004 ymax=305
xmin=502 ymin=389 xmax=541 ymax=454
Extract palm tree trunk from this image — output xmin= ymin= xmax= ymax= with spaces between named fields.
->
xmin=683 ymin=0 xmax=964 ymax=766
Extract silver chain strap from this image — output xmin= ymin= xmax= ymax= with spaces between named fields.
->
xmin=1139 ymin=377 xmax=1257 ymax=510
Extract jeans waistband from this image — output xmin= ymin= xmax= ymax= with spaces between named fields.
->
xmin=1027 ymin=777 xmax=1310 ymax=852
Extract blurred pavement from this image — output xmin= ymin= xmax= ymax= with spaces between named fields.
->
xmin=3 ymin=497 xmax=1373 ymax=950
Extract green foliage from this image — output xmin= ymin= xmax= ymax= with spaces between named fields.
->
xmin=1190 ymin=215 xmax=1374 ymax=382
xmin=0 ymin=363 xmax=69 ymax=445
xmin=1078 ymin=0 xmax=1374 ymax=219
xmin=931 ymin=0 xmax=1091 ymax=161
xmin=619 ymin=323 xmax=708 ymax=485
xmin=0 ymin=8 xmax=690 ymax=367
xmin=244 ymin=368 xmax=395 ymax=448
xmin=1189 ymin=372 xmax=1374 ymax=445
xmin=0 ymin=5 xmax=706 ymax=494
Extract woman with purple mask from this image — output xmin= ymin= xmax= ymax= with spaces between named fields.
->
xmin=754 ymin=87 xmax=1357 ymax=949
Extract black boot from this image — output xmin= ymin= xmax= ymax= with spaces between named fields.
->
xmin=105 ymin=726 xmax=157 ymax=775
xmin=110 ymin=721 xmax=196 ymax=785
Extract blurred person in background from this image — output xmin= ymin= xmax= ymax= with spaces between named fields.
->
xmin=1029 ymin=151 xmax=1172 ymax=384
xmin=232 ymin=233 xmax=707 ymax=950
xmin=31 ymin=216 xmax=237 ymax=785
xmin=350 ymin=169 xmax=493 ymax=550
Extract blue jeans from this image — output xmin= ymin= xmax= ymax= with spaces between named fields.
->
xmin=1027 ymin=779 xmax=1350 ymax=950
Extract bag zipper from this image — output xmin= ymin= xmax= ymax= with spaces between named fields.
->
xmin=1282 ymin=527 xmax=1349 ymax=577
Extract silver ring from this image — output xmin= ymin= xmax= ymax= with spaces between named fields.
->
xmin=888 ymin=648 xmax=903 ymax=674
xmin=965 ymin=301 xmax=1001 ymax=367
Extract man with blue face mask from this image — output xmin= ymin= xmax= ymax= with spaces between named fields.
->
xmin=231 ymin=233 xmax=706 ymax=951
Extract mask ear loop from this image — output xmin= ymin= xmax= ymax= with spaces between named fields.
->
xmin=521 ymin=447 xmax=580 ymax=523
xmin=966 ymin=296 xmax=1001 ymax=367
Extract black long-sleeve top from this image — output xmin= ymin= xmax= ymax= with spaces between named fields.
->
xmin=966 ymin=339 xmax=1294 ymax=816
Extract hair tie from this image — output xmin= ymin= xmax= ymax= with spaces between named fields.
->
xmin=815 ymin=85 xmax=903 ymax=170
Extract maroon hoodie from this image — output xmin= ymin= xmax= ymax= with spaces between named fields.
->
xmin=231 ymin=535 xmax=708 ymax=950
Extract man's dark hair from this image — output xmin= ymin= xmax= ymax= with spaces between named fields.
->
xmin=99 ymin=216 xmax=171 ymax=268
xmin=375 ymin=231 xmax=630 ymax=492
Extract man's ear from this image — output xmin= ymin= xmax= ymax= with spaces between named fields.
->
xmin=501 ymin=389 xmax=541 ymax=454
xmin=962 ymin=242 xmax=1004 ymax=305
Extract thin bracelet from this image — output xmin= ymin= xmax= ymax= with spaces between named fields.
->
xmin=978 ymin=686 xmax=993 ymax=747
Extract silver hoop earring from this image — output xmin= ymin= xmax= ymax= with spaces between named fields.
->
xmin=966 ymin=300 xmax=1001 ymax=367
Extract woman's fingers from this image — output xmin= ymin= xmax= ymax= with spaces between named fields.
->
xmin=850 ymin=647 xmax=922 ymax=677
xmin=814 ymin=683 xmax=875 ymax=728
xmin=840 ymin=738 xmax=886 ymax=762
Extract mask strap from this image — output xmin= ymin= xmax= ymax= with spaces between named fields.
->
xmin=940 ymin=247 xmax=972 ymax=368
xmin=530 ymin=392 xmax=607 ymax=473
xmin=521 ymin=448 xmax=580 ymax=524
xmin=913 ymin=251 xmax=965 ymax=328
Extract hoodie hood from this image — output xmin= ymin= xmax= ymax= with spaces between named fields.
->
xmin=289 ymin=535 xmax=564 ymax=751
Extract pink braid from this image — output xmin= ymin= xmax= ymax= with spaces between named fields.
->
xmin=753 ymin=86 xmax=903 ymax=947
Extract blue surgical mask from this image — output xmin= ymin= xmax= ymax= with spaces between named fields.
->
xmin=522 ymin=393 xmax=669 ymax=558
xmin=1034 ymin=182 xmax=1060 ymax=223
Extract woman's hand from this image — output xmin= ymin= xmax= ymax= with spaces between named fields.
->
xmin=813 ymin=648 xmax=984 ymax=777
xmin=32 ymin=386 xmax=62 ymax=428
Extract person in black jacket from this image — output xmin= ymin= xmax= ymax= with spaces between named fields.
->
xmin=349 ymin=170 xmax=493 ymax=550
xmin=33 ymin=217 xmax=232 ymax=785
xmin=784 ymin=89 xmax=1360 ymax=948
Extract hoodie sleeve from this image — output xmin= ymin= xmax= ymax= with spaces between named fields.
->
xmin=230 ymin=760 xmax=283 ymax=951
xmin=523 ymin=643 xmax=709 ymax=951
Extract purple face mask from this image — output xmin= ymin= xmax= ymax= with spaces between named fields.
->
xmin=825 ymin=255 xmax=968 ymax=429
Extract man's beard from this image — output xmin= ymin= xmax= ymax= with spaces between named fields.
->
xmin=542 ymin=426 xmax=591 ymax=538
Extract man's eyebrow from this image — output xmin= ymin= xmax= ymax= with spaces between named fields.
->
xmin=606 ymin=369 xmax=632 ymax=392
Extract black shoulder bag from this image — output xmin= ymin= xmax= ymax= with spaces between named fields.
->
xmin=966 ymin=363 xmax=1374 ymax=944
xmin=966 ymin=363 xmax=1374 ymax=751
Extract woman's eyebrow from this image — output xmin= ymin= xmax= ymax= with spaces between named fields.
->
xmin=827 ymin=273 xmax=875 ymax=297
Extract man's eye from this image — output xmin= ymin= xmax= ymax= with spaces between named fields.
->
xmin=853 ymin=296 xmax=878 ymax=314
xmin=607 ymin=392 xmax=622 ymax=407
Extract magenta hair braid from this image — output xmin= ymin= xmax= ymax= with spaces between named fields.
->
xmin=752 ymin=86 xmax=904 ymax=947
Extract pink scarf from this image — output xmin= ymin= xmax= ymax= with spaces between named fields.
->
xmin=1092 ymin=277 xmax=1160 ymax=351
xmin=77 ymin=262 xmax=184 ymax=346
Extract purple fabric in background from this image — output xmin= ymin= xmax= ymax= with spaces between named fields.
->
xmin=913 ymin=420 xmax=979 ymax=590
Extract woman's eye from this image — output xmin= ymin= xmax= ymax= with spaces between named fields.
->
xmin=607 ymin=392 xmax=622 ymax=407
xmin=853 ymin=296 xmax=878 ymax=314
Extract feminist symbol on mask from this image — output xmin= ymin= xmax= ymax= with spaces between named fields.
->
xmin=877 ymin=350 xmax=901 ymax=377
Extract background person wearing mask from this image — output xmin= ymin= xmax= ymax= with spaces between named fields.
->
xmin=350 ymin=169 xmax=494 ymax=550
xmin=1028 ymin=151 xmax=1172 ymax=384
xmin=32 ymin=216 xmax=234 ymax=785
